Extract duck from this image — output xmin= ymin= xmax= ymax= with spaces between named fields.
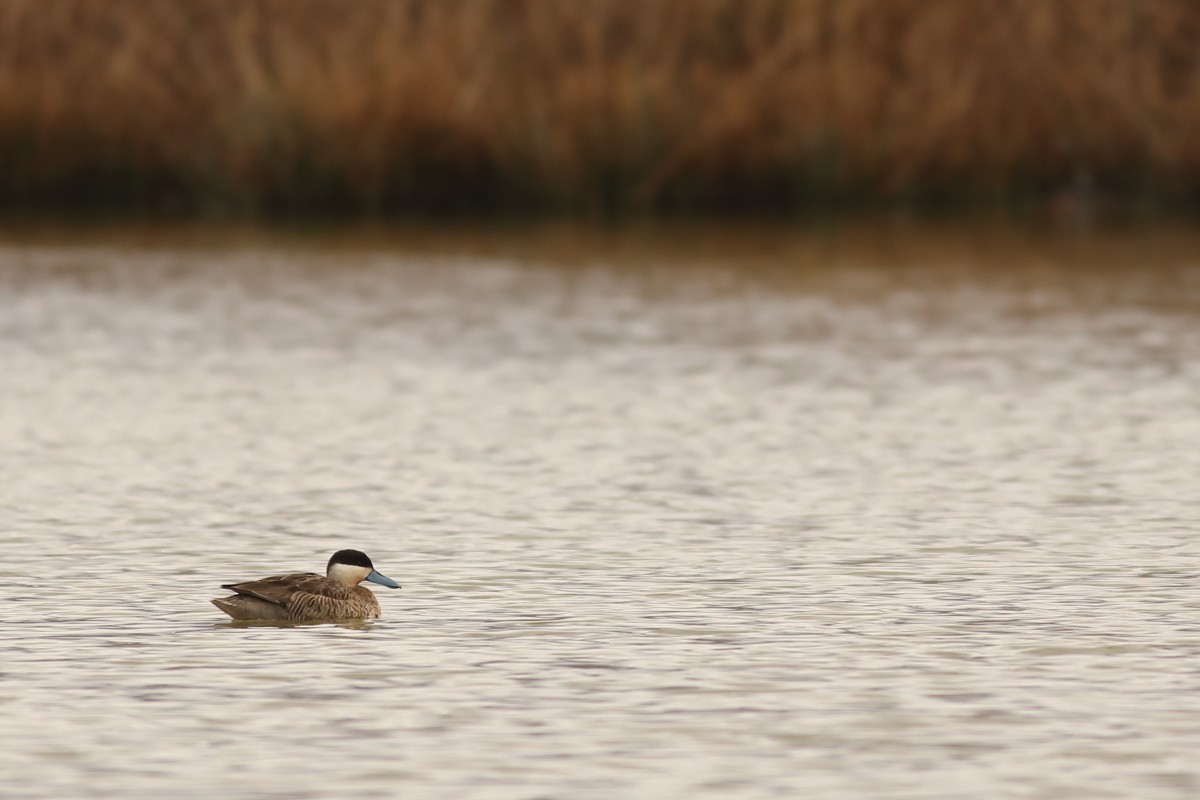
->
xmin=211 ymin=549 xmax=401 ymax=621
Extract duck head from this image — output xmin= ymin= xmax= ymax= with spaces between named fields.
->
xmin=326 ymin=549 xmax=401 ymax=589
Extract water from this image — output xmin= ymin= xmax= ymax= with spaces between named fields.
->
xmin=2 ymin=224 xmax=1199 ymax=799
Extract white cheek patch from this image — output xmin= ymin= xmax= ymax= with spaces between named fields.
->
xmin=328 ymin=562 xmax=370 ymax=585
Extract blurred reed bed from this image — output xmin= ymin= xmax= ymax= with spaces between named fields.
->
xmin=1 ymin=0 xmax=1199 ymax=215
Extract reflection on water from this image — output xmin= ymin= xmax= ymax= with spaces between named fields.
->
xmin=2 ymin=225 xmax=1199 ymax=799
xmin=216 ymin=619 xmax=376 ymax=631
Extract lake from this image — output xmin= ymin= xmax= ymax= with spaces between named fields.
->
xmin=2 ymin=222 xmax=1199 ymax=799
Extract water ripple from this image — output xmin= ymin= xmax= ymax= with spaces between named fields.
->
xmin=2 ymin=236 xmax=1199 ymax=799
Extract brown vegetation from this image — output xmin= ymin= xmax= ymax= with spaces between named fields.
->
xmin=2 ymin=0 xmax=1199 ymax=215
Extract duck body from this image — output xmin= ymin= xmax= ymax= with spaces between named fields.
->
xmin=212 ymin=550 xmax=400 ymax=621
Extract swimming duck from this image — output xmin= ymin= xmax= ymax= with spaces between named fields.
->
xmin=211 ymin=549 xmax=401 ymax=621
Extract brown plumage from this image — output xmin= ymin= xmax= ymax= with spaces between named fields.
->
xmin=211 ymin=550 xmax=400 ymax=621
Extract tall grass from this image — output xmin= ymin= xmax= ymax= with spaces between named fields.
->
xmin=2 ymin=0 xmax=1199 ymax=215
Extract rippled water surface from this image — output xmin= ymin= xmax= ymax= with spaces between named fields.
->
xmin=2 ymin=225 xmax=1200 ymax=799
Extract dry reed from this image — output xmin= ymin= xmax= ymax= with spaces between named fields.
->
xmin=2 ymin=0 xmax=1199 ymax=215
